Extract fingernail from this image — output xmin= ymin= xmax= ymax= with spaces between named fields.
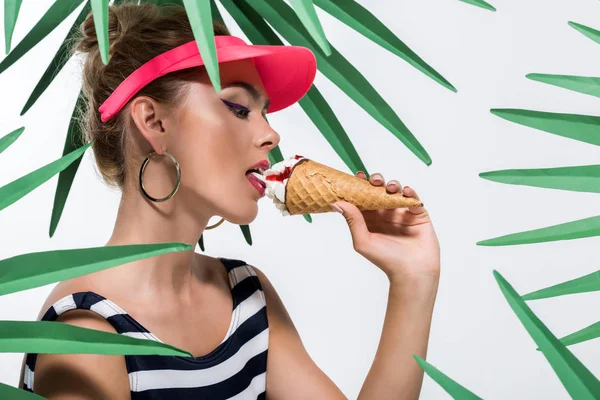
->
xmin=373 ymin=174 xmax=383 ymax=183
xmin=330 ymin=203 xmax=344 ymax=214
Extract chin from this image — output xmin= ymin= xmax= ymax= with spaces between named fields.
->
xmin=224 ymin=202 xmax=259 ymax=226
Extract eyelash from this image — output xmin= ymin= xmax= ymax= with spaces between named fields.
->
xmin=221 ymin=99 xmax=250 ymax=120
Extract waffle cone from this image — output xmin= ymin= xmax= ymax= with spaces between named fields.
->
xmin=284 ymin=159 xmax=423 ymax=215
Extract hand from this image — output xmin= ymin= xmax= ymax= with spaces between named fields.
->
xmin=332 ymin=171 xmax=440 ymax=291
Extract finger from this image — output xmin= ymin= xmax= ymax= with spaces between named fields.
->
xmin=386 ymin=179 xmax=402 ymax=193
xmin=332 ymin=201 xmax=371 ymax=252
xmin=402 ymin=186 xmax=426 ymax=214
xmin=356 ymin=171 xmax=367 ymax=180
xmin=370 ymin=172 xmax=384 ymax=186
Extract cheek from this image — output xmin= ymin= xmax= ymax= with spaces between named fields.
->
xmin=175 ymin=120 xmax=247 ymax=185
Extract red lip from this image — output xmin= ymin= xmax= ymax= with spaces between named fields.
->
xmin=246 ymin=174 xmax=266 ymax=197
xmin=250 ymin=159 xmax=270 ymax=171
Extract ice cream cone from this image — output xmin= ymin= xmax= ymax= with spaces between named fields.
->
xmin=284 ymin=158 xmax=423 ymax=215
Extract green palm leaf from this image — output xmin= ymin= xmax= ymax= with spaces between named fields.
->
xmin=569 ymin=22 xmax=600 ymax=46
xmin=414 ymin=355 xmax=482 ymax=399
xmin=0 ymin=142 xmax=92 ymax=213
xmin=0 ymin=126 xmax=24 ymax=155
xmin=248 ymin=0 xmax=432 ymax=165
xmin=313 ymin=0 xmax=455 ymax=92
xmin=197 ymin=223 xmax=252 ymax=251
xmin=494 ymin=270 xmax=600 ymax=399
xmin=49 ymin=92 xmax=87 ymax=237
xmin=0 ymin=320 xmax=192 ymax=356
xmin=183 ymin=0 xmax=221 ymax=92
xmin=20 ymin=2 xmax=91 ymax=116
xmin=219 ymin=0 xmax=279 ymax=43
xmin=0 ymin=382 xmax=43 ymax=399
xmin=90 ymin=0 xmax=109 ymax=64
xmin=523 ymin=270 xmax=600 ymax=301
xmin=479 ymin=165 xmax=600 ymax=193
xmin=458 ymin=0 xmax=496 ymax=12
xmin=527 ymin=74 xmax=600 ymax=99
xmin=557 ymin=321 xmax=600 ymax=348
xmin=491 ymin=109 xmax=600 ymax=146
xmin=268 ymin=145 xmax=284 ymax=171
xmin=299 ymin=86 xmax=367 ymax=175
xmin=210 ymin=0 xmax=224 ymax=24
xmin=240 ymin=224 xmax=252 ymax=245
xmin=0 ymin=242 xmax=193 ymax=296
xmin=477 ymin=215 xmax=600 ymax=246
xmin=198 ymin=234 xmax=205 ymax=251
xmin=218 ymin=0 xmax=367 ymax=175
xmin=289 ymin=0 xmax=331 ymax=56
xmin=4 ymin=0 xmax=24 ymax=54
xmin=0 ymin=0 xmax=86 ymax=75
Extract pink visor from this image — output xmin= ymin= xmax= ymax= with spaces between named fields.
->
xmin=98 ymin=35 xmax=317 ymax=122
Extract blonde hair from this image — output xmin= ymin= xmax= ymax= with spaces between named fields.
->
xmin=70 ymin=1 xmax=230 ymax=189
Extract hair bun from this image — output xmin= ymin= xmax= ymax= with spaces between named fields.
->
xmin=75 ymin=5 xmax=129 ymax=56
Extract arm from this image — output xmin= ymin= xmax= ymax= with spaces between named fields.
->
xmin=261 ymin=172 xmax=438 ymax=399
xmin=357 ymin=280 xmax=438 ymax=400
xmin=332 ymin=176 xmax=440 ymax=400
xmin=255 ymin=265 xmax=438 ymax=400
xmin=19 ymin=309 xmax=130 ymax=399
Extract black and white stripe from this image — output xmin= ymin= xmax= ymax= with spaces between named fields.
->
xmin=22 ymin=258 xmax=269 ymax=399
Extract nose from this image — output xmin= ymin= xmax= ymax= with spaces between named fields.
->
xmin=256 ymin=122 xmax=281 ymax=151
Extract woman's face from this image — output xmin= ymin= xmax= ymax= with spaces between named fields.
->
xmin=132 ymin=58 xmax=281 ymax=226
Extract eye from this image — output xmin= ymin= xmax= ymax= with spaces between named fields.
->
xmin=221 ymin=99 xmax=250 ymax=120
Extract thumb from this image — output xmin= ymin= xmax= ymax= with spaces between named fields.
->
xmin=332 ymin=201 xmax=370 ymax=250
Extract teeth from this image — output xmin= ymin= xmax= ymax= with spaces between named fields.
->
xmin=247 ymin=167 xmax=266 ymax=175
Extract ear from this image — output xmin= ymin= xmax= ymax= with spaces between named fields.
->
xmin=129 ymin=96 xmax=169 ymax=155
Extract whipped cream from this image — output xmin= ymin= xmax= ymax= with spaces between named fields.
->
xmin=258 ymin=155 xmax=306 ymax=216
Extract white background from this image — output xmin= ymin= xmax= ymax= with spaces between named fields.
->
xmin=1 ymin=0 xmax=600 ymax=398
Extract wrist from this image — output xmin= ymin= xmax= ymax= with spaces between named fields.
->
xmin=387 ymin=269 xmax=440 ymax=304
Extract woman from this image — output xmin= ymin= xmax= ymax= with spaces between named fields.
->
xmin=17 ymin=2 xmax=440 ymax=399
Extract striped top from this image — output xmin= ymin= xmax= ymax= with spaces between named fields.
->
xmin=22 ymin=257 xmax=269 ymax=399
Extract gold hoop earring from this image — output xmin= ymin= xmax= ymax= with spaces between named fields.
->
xmin=139 ymin=151 xmax=181 ymax=202
xmin=205 ymin=217 xmax=225 ymax=230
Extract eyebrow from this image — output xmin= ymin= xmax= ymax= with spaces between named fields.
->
xmin=223 ymin=81 xmax=271 ymax=111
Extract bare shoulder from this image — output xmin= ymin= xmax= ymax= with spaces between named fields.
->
xmin=18 ymin=280 xmax=130 ymax=398
xmin=249 ymin=265 xmax=298 ymax=333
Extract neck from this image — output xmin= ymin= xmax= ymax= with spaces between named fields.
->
xmin=104 ymin=188 xmax=214 ymax=301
